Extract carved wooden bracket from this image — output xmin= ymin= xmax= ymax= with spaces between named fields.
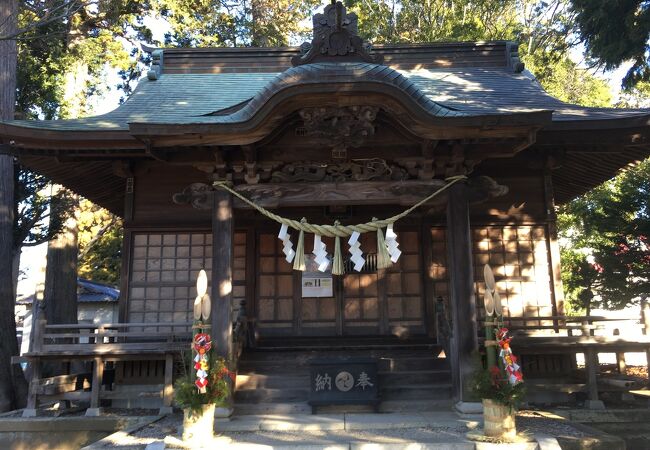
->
xmin=292 ymin=0 xmax=383 ymax=66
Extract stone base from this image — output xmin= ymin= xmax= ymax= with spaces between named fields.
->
xmin=158 ymin=406 xmax=173 ymax=415
xmin=85 ymin=407 xmax=103 ymax=417
xmin=214 ymin=406 xmax=233 ymax=419
xmin=585 ymin=400 xmax=606 ymax=410
xmin=22 ymin=409 xmax=37 ymax=418
xmin=454 ymin=401 xmax=483 ymax=415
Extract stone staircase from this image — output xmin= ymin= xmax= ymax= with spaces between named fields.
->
xmin=234 ymin=339 xmax=453 ymax=415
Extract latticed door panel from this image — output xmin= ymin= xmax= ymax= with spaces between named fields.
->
xmin=342 ymin=232 xmax=381 ymax=334
xmin=299 ymin=234 xmax=337 ymax=335
xmin=385 ymin=230 xmax=425 ymax=334
xmin=256 ymin=233 xmax=294 ymax=335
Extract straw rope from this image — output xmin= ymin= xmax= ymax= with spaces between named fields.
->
xmin=212 ymin=175 xmax=467 ymax=237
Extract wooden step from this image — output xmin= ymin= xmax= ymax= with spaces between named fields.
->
xmin=379 ymin=370 xmax=451 ymax=384
xmin=236 ymin=374 xmax=310 ymax=390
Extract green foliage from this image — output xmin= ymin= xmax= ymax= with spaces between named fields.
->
xmin=615 ymin=81 xmax=650 ymax=108
xmin=471 ymin=359 xmax=525 ymax=409
xmin=77 ymin=199 xmax=123 ymax=285
xmin=558 ymin=158 xmax=650 ymax=311
xmin=13 ymin=166 xmax=75 ymax=251
xmin=345 ymin=0 xmax=612 ymax=109
xmin=174 ymin=353 xmax=232 ymax=416
xmin=157 ymin=0 xmax=320 ymax=47
xmin=570 ymin=0 xmax=650 ymax=89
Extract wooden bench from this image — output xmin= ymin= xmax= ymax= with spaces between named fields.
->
xmin=20 ymin=320 xmax=194 ymax=417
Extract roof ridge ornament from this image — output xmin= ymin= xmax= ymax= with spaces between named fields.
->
xmin=292 ymin=0 xmax=383 ymax=66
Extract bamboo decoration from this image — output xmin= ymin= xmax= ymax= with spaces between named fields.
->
xmin=193 ymin=270 xmax=211 ymax=322
xmin=484 ymin=264 xmax=498 ymax=369
xmin=193 ymin=270 xmax=212 ymax=394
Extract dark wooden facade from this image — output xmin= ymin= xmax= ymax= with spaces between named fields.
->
xmin=2 ymin=1 xmax=649 ymax=407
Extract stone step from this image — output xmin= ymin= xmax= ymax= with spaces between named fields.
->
xmin=234 ymin=402 xmax=312 ymax=416
xmin=235 ymin=388 xmax=310 ymax=403
xmin=380 ymin=384 xmax=453 ymax=400
xmin=378 ymin=399 xmax=455 ymax=412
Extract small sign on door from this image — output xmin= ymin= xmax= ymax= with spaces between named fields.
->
xmin=302 ymin=255 xmax=333 ymax=297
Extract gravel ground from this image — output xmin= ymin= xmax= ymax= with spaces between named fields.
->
xmin=516 ymin=410 xmax=587 ymax=438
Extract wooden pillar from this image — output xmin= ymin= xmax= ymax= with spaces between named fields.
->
xmin=642 ymin=300 xmax=650 ymax=386
xmin=160 ymin=353 xmax=174 ymax=415
xmin=446 ymin=182 xmax=478 ymax=406
xmin=86 ymin=356 xmax=104 ymax=416
xmin=543 ymin=170 xmax=565 ymax=319
xmin=22 ymin=357 xmax=41 ymax=418
xmin=616 ymin=352 xmax=627 ymax=375
xmin=585 ymin=348 xmax=605 ymax=409
xmin=212 ymin=190 xmax=234 ymax=361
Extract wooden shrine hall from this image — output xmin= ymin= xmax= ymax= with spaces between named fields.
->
xmin=3 ymin=1 xmax=650 ymax=415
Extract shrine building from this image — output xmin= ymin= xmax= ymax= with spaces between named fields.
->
xmin=2 ymin=1 xmax=650 ymax=414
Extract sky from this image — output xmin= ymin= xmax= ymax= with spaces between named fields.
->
xmin=14 ymin=3 xmax=641 ymax=299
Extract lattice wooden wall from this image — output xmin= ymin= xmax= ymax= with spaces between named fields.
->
xmin=428 ymin=225 xmax=557 ymax=323
xmin=127 ymin=231 xmax=247 ymax=325
xmin=472 ymin=225 xmax=555 ymax=323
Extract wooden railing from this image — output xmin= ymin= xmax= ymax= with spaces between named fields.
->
xmin=478 ymin=302 xmax=650 ymax=408
xmin=30 ymin=321 xmax=193 ymax=354
xmin=21 ymin=313 xmax=250 ymax=418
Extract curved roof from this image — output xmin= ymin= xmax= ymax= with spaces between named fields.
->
xmin=5 ymin=61 xmax=647 ymax=134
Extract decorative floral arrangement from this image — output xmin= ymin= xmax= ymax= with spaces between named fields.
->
xmin=472 ymin=326 xmax=525 ymax=409
xmin=496 ymin=328 xmax=523 ymax=385
xmin=174 ymin=349 xmax=235 ymax=416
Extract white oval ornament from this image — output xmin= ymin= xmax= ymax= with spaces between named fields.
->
xmin=197 ymin=269 xmax=208 ymax=297
xmin=484 ymin=264 xmax=496 ymax=292
xmin=484 ymin=289 xmax=495 ymax=316
xmin=193 ymin=295 xmax=202 ymax=321
xmin=201 ymin=294 xmax=211 ymax=321
xmin=493 ymin=291 xmax=503 ymax=317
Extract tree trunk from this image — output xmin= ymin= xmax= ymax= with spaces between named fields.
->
xmin=0 ymin=0 xmax=28 ymax=412
xmin=42 ymin=197 xmax=79 ymax=376
xmin=43 ymin=199 xmax=79 ymax=326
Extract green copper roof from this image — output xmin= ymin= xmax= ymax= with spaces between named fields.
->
xmin=5 ymin=65 xmax=648 ymax=132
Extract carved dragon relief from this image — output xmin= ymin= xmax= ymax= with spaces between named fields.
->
xmin=269 ymin=159 xmax=408 ymax=183
xmin=298 ymin=106 xmax=379 ymax=153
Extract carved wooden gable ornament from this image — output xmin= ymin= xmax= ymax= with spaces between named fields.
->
xmin=292 ymin=0 xmax=383 ymax=66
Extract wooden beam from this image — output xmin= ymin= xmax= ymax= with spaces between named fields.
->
xmin=445 ymin=182 xmax=478 ymax=404
xmin=175 ymin=177 xmax=509 ymax=210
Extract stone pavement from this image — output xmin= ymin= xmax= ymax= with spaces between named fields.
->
xmin=137 ymin=412 xmax=559 ymax=450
